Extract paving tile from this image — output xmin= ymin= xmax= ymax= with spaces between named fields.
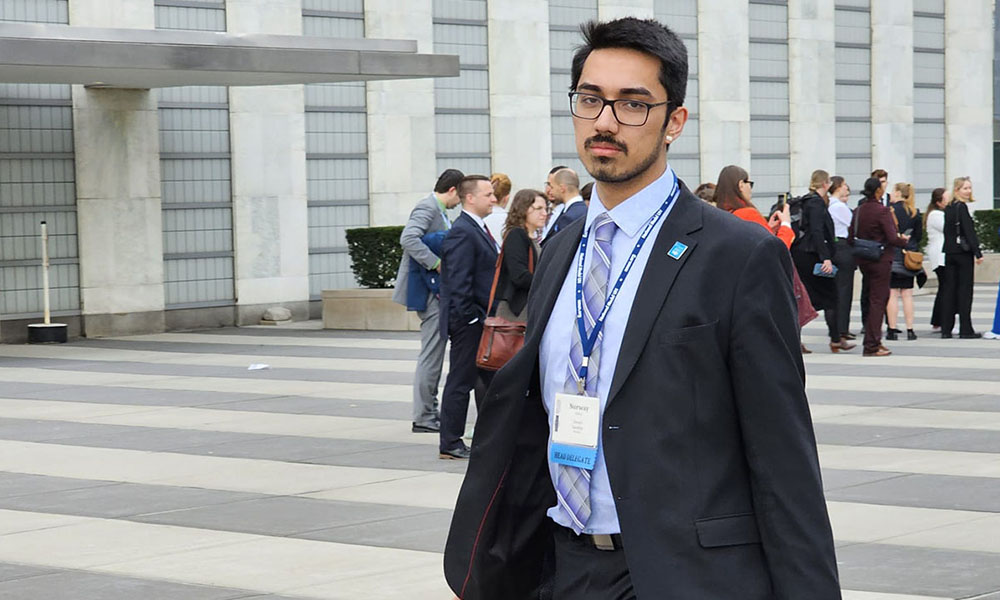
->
xmin=863 ymin=429 xmax=1000 ymax=454
xmin=0 ymin=483 xmax=264 ymax=519
xmin=130 ymin=496 xmax=436 ymax=537
xmin=836 ymin=543 xmax=1000 ymax=598
xmin=181 ymin=435 xmax=395 ymax=463
xmin=16 ymin=385 xmax=273 ymax=407
xmin=0 ymin=472 xmax=114 ymax=499
xmin=206 ymin=396 xmax=412 ymax=419
xmin=0 ymin=569 xmax=262 ymax=600
xmin=0 ymin=563 xmax=54 ymax=582
xmin=305 ymin=443 xmax=469 ymax=474
xmin=821 ymin=469 xmax=908 ymax=491
xmin=825 ymin=473 xmax=1000 ymax=512
xmin=82 ymin=339 xmax=420 ymax=361
xmin=0 ymin=418 xmax=140 ymax=443
xmin=294 ymin=509 xmax=452 ymax=553
xmin=814 ymin=423 xmax=938 ymax=447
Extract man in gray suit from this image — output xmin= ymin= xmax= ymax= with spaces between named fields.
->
xmin=393 ymin=169 xmax=465 ymax=433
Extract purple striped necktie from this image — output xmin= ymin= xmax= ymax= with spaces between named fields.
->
xmin=556 ymin=212 xmax=617 ymax=531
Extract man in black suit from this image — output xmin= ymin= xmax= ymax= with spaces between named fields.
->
xmin=438 ymin=175 xmax=499 ymax=460
xmin=542 ymin=167 xmax=588 ymax=244
xmin=444 ymin=17 xmax=839 ymax=599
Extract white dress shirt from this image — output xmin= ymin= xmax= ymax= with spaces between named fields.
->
xmin=539 ymin=166 xmax=679 ymax=535
xmin=926 ymin=210 xmax=946 ymax=270
xmin=828 ymin=200 xmax=852 ymax=239
xmin=484 ymin=204 xmax=508 ymax=247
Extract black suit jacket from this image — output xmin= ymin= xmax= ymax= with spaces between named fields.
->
xmin=443 ymin=189 xmax=840 ymax=599
xmin=942 ymin=201 xmax=982 ymax=258
xmin=543 ymin=200 xmax=587 ymax=244
xmin=491 ymin=227 xmax=537 ymax=318
xmin=792 ymin=191 xmax=836 ymax=261
xmin=440 ymin=212 xmax=500 ymax=338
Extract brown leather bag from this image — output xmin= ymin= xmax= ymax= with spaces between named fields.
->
xmin=903 ymin=249 xmax=924 ymax=271
xmin=476 ymin=238 xmax=534 ymax=371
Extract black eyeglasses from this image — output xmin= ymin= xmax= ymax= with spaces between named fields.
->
xmin=743 ymin=180 xmax=754 ymax=189
xmin=568 ymin=92 xmax=673 ymax=127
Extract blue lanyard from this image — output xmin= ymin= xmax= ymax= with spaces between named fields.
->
xmin=573 ymin=175 xmax=681 ymax=393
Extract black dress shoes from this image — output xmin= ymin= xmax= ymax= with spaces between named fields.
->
xmin=439 ymin=445 xmax=471 ymax=460
xmin=412 ymin=422 xmax=440 ymax=433
xmin=940 ymin=332 xmax=953 ymax=339
xmin=960 ymin=332 xmax=983 ymax=339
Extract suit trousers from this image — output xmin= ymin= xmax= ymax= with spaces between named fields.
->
xmin=832 ymin=240 xmax=856 ymax=335
xmin=552 ymin=526 xmax=636 ymax=600
xmin=940 ymin=253 xmax=976 ymax=335
xmin=860 ymin=258 xmax=892 ymax=352
xmin=931 ymin=266 xmax=947 ymax=328
xmin=413 ymin=295 xmax=446 ymax=427
xmin=439 ymin=321 xmax=493 ymax=452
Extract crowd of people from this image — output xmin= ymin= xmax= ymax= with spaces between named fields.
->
xmin=700 ymin=167 xmax=993 ymax=356
xmin=394 ymin=164 xmax=998 ymax=459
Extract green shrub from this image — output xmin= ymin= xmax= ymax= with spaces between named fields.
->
xmin=345 ymin=226 xmax=405 ymax=288
xmin=973 ymin=209 xmax=1000 ymax=253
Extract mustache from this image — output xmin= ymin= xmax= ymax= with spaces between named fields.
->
xmin=584 ymin=135 xmax=628 ymax=155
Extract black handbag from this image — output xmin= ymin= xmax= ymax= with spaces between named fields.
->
xmin=849 ymin=204 xmax=884 ymax=261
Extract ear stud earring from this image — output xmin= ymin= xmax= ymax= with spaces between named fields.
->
xmin=665 ymin=135 xmax=674 ymax=143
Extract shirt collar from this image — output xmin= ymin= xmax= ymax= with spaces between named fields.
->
xmin=462 ymin=208 xmax=487 ymax=228
xmin=585 ymin=165 xmax=677 ymax=238
xmin=564 ymin=195 xmax=583 ymax=207
xmin=436 ymin=195 xmax=448 ymax=212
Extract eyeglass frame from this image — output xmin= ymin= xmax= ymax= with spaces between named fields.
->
xmin=567 ymin=91 xmax=675 ymax=127
xmin=742 ymin=179 xmax=755 ymax=189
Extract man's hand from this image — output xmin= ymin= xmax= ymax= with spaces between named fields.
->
xmin=976 ymin=256 xmax=985 ymax=265
xmin=820 ymin=259 xmax=834 ymax=275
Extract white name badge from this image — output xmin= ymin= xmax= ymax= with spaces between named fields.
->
xmin=550 ymin=393 xmax=601 ymax=470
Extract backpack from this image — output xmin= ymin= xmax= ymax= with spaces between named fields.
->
xmin=787 ymin=194 xmax=809 ymax=240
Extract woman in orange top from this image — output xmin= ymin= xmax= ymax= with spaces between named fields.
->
xmin=714 ymin=165 xmax=827 ymax=353
xmin=713 ymin=165 xmax=794 ymax=248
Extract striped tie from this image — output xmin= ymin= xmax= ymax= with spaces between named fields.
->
xmin=556 ymin=212 xmax=616 ymax=530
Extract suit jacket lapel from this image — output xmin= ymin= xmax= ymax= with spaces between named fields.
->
xmin=607 ymin=192 xmax=704 ymax=405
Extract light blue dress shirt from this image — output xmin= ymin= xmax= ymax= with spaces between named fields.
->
xmin=539 ymin=165 xmax=679 ymax=535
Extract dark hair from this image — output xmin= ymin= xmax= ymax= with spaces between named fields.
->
xmin=458 ymin=175 xmax=490 ymax=202
xmin=570 ymin=18 xmax=688 ymax=110
xmin=714 ymin=165 xmax=751 ymax=212
xmin=434 ymin=168 xmax=465 ymax=194
xmin=924 ymin=187 xmax=946 ymax=228
xmin=504 ymin=189 xmax=545 ymax=237
xmin=861 ymin=177 xmax=882 ymax=202
xmin=549 ymin=165 xmax=568 ymax=175
xmin=871 ymin=169 xmax=888 ymax=180
xmin=829 ymin=176 xmax=847 ymax=196
xmin=580 ymin=181 xmax=594 ymax=202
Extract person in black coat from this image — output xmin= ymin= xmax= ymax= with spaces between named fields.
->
xmin=791 ymin=169 xmax=853 ymax=352
xmin=438 ymin=175 xmax=500 ymax=459
xmin=886 ymin=182 xmax=923 ymax=341
xmin=939 ymin=176 xmax=985 ymax=338
xmin=490 ymin=189 xmax=546 ymax=323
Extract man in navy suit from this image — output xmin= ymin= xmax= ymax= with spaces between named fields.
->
xmin=542 ymin=167 xmax=588 ymax=244
xmin=438 ymin=175 xmax=500 ymax=459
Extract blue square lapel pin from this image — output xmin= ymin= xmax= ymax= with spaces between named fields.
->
xmin=667 ymin=241 xmax=688 ymax=260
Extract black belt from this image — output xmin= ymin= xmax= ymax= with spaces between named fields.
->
xmin=556 ymin=525 xmax=624 ymax=551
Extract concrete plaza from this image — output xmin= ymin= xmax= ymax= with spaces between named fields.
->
xmin=0 ymin=285 xmax=997 ymax=599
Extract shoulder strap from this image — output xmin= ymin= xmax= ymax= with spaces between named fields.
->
xmin=486 ymin=239 xmax=506 ymax=317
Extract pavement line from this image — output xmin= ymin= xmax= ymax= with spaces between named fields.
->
xmin=0 ymin=344 xmax=432 ymax=373
xmin=107 ymin=332 xmax=424 ymax=350
xmin=803 ymin=353 xmax=1000 ymax=371
xmin=0 ymin=398 xmax=438 ymax=446
xmin=806 ymin=375 xmax=999 ymax=396
xmin=840 ymin=592 xmax=951 ymax=600
xmin=0 ymin=509 xmax=449 ymax=600
xmin=0 ymin=367 xmax=414 ymax=402
xmin=811 ymin=404 xmax=1000 ymax=431
xmin=0 ymin=440 xmax=462 ymax=509
xmin=817 ymin=444 xmax=1000 ymax=479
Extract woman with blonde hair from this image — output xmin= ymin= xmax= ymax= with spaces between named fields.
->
xmin=886 ymin=182 xmax=922 ymax=340
xmin=791 ymin=169 xmax=853 ymax=352
xmin=940 ymin=176 xmax=985 ymax=338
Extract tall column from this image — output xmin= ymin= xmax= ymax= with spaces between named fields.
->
xmin=788 ymin=0 xmax=836 ymax=194
xmin=945 ymin=0 xmax=994 ymax=205
xmin=488 ymin=1 xmax=551 ymax=193
xmin=698 ymin=0 xmax=751 ymax=183
xmin=365 ymin=0 xmax=437 ymax=226
xmin=226 ymin=0 xmax=311 ymax=324
xmin=598 ymin=0 xmax=654 ymax=20
xmin=70 ymin=0 xmax=166 ymax=337
xmin=870 ymin=1 xmax=914 ymax=183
